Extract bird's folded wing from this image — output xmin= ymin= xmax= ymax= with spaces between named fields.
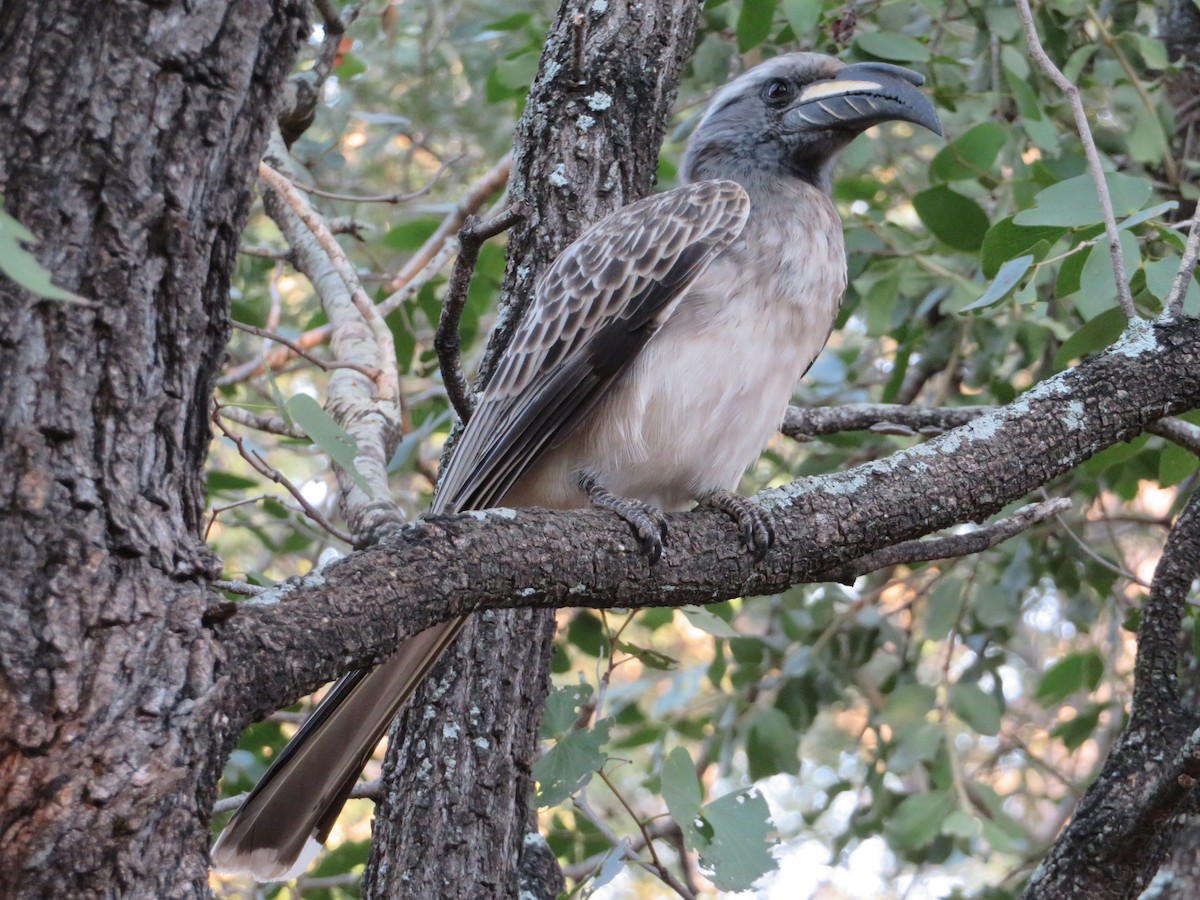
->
xmin=433 ymin=178 xmax=750 ymax=515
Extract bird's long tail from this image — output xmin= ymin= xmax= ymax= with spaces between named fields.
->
xmin=210 ymin=616 xmax=467 ymax=881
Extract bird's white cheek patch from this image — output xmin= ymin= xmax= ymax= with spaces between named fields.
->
xmin=799 ymin=80 xmax=882 ymax=101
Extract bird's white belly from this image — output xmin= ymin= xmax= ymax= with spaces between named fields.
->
xmin=501 ymin=183 xmax=846 ymax=513
xmin=505 ymin=284 xmax=835 ymax=512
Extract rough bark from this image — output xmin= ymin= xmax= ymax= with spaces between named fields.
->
xmin=361 ymin=2 xmax=702 ymax=896
xmin=218 ymin=317 xmax=1200 ymax=718
xmin=1023 ymin=490 xmax=1200 ymax=900
xmin=0 ymin=1 xmax=305 ymax=896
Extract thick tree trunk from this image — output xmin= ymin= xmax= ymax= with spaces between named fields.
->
xmin=0 ymin=1 xmax=304 ymax=895
xmin=363 ymin=1 xmax=701 ymax=896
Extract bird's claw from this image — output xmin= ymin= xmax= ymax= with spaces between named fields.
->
xmin=702 ymin=490 xmax=775 ymax=559
xmin=580 ymin=475 xmax=670 ymax=564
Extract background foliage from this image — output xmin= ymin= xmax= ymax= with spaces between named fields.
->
xmin=206 ymin=0 xmax=1198 ymax=896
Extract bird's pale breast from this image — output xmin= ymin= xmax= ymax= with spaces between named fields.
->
xmin=503 ymin=185 xmax=846 ymax=513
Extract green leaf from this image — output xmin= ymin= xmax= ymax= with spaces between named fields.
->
xmin=494 ymin=52 xmax=539 ymax=91
xmin=913 ymin=186 xmax=990 ymax=251
xmin=284 ymin=394 xmax=373 ymax=495
xmin=879 ymin=683 xmax=937 ymax=729
xmin=942 ymin=809 xmax=981 ymax=840
xmin=981 ymin=217 xmax=1066 ymax=278
xmin=888 ymin=791 xmax=956 ymax=851
xmin=681 ymin=605 xmax=740 ymax=638
xmin=1119 ymin=200 xmax=1178 ymax=232
xmin=745 ymin=707 xmax=800 ymax=779
xmin=0 ymin=206 xmax=84 ymax=303
xmin=888 ymin=721 xmax=943 ymax=774
xmin=949 ymin=682 xmax=1002 ymax=736
xmin=334 ymin=52 xmax=367 ymax=79
xmin=533 ymin=718 xmax=610 ymax=807
xmin=1013 ymin=173 xmax=1153 ymax=227
xmin=382 ymin=217 xmax=440 ymax=250
xmin=207 ymin=471 xmax=263 ymax=495
xmin=1035 ymin=651 xmax=1105 ymax=706
xmin=1056 ymin=309 xmax=1128 ymax=367
xmin=736 ymin=0 xmax=776 ymax=52
xmin=567 ymin=610 xmax=606 ymax=656
xmin=1145 ymin=257 xmax=1200 ymax=311
xmin=696 ymin=788 xmax=777 ymax=890
xmin=781 ymin=0 xmax=821 ymax=36
xmin=1160 ymin=441 xmax=1198 ymax=488
xmin=854 ymin=32 xmax=930 ymax=63
xmin=540 ymin=684 xmax=594 ymax=738
xmin=960 ymin=255 xmax=1033 ymax=312
xmin=1051 ymin=703 xmax=1105 ymax=750
xmin=662 ymin=746 xmax=703 ymax=825
xmin=615 ymin=639 xmax=677 ymax=670
xmin=1076 ymin=231 xmax=1140 ymax=320
xmin=930 ymin=122 xmax=1007 ymax=183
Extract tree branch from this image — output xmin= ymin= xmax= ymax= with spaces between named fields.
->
xmin=212 ymin=316 xmax=1200 ymax=721
xmin=259 ymin=130 xmax=405 ymax=544
xmin=1015 ymin=0 xmax=1137 ymax=319
xmin=1022 ymin=487 xmax=1200 ymax=899
xmin=435 ymin=204 xmax=528 ymax=423
xmin=829 ymin=498 xmax=1071 ymax=584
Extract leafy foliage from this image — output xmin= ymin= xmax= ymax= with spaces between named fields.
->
xmin=209 ymin=0 xmax=1198 ymax=896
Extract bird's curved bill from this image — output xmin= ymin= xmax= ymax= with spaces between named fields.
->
xmin=782 ymin=62 xmax=943 ymax=137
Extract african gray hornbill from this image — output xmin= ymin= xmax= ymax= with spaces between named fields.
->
xmin=212 ymin=51 xmax=942 ymax=880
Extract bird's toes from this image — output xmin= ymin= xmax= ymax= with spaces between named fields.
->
xmin=580 ymin=475 xmax=669 ymax=564
xmin=702 ymin=490 xmax=774 ymax=559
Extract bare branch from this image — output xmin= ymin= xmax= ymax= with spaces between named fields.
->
xmin=436 ymin=204 xmax=528 ymax=423
xmin=259 ymin=132 xmax=404 ymax=543
xmin=783 ymin=403 xmax=992 ymax=441
xmin=214 ymin=317 xmax=1200 ymax=722
xmin=381 ymin=153 xmax=512 ymax=302
xmin=213 ymin=777 xmax=380 ymax=816
xmin=215 ymin=404 xmax=306 ymax=439
xmin=211 ymin=407 xmax=354 ymax=544
xmin=1166 ymin=215 xmax=1200 ymax=319
xmin=1023 ymin=489 xmax=1200 ymax=899
xmin=214 ymin=580 xmax=268 ymax=597
xmin=831 ymin=498 xmax=1071 ymax=584
xmin=231 ymin=320 xmax=380 ymax=382
xmin=285 ymin=155 xmax=458 ymax=205
xmin=1014 ymin=0 xmax=1138 ymax=319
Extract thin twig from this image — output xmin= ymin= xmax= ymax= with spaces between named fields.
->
xmin=830 ymin=498 xmax=1072 ymax=584
xmin=216 ymin=404 xmax=306 ymax=439
xmin=571 ymin=792 xmax=695 ymax=900
xmin=214 ymin=579 xmax=268 ymax=596
xmin=286 ymin=155 xmax=457 ymax=205
xmin=211 ymin=408 xmax=354 ymax=544
xmin=206 ymin=493 xmax=284 ymax=540
xmin=435 ymin=203 xmax=528 ymax=423
xmin=596 ymin=769 xmax=691 ymax=898
xmin=214 ymin=777 xmax=380 ymax=816
xmin=1014 ymin=0 xmax=1138 ymax=319
xmin=782 ymin=403 xmax=992 ymax=441
xmin=231 ymin=320 xmax=380 ymax=381
xmin=1052 ymin=502 xmax=1151 ymax=588
xmin=1147 ymin=415 xmax=1200 ymax=457
xmin=382 ymin=153 xmax=512 ymax=298
xmin=258 ymin=160 xmax=398 ymax=404
xmin=1165 ymin=215 xmax=1200 ymax=320
xmin=220 ymin=156 xmax=513 ymax=386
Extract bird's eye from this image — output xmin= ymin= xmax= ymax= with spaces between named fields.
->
xmin=763 ymin=79 xmax=793 ymax=105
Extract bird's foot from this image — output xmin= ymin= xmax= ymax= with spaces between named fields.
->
xmin=700 ymin=490 xmax=775 ymax=558
xmin=579 ymin=475 xmax=669 ymax=564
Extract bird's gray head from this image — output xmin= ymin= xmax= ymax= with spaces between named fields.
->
xmin=681 ymin=52 xmax=942 ymax=194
